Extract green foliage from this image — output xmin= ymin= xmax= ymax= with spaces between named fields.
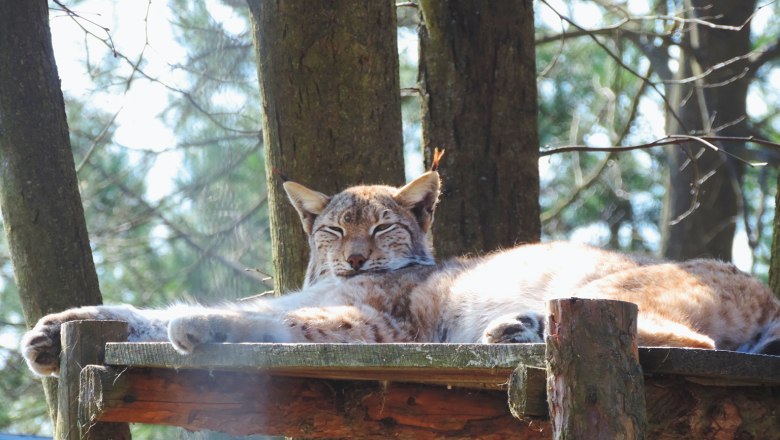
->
xmin=1 ymin=0 xmax=779 ymax=437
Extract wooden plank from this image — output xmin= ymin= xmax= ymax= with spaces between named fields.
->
xmin=638 ymin=347 xmax=780 ymax=384
xmin=81 ymin=365 xmax=552 ymax=440
xmin=104 ymin=342 xmax=780 ymax=386
xmin=105 ymin=343 xmax=545 ymax=388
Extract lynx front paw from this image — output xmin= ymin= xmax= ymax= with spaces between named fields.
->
xmin=168 ymin=315 xmax=230 ymax=355
xmin=21 ymin=307 xmax=107 ymax=376
xmin=21 ymin=313 xmax=72 ymax=377
xmin=482 ymin=312 xmax=545 ymax=344
xmin=168 ymin=313 xmax=294 ymax=354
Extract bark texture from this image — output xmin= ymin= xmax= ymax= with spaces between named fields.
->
xmin=247 ymin=0 xmax=405 ymax=292
xmin=771 ymin=172 xmax=780 ymax=298
xmin=661 ymin=0 xmax=755 ymax=261
xmin=0 ymin=0 xmax=103 ymax=421
xmin=418 ymin=0 xmax=540 ymax=258
xmin=545 ymin=299 xmax=646 ymax=439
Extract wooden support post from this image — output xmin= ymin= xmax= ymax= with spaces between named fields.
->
xmin=56 ymin=320 xmax=131 ymax=440
xmin=545 ymin=298 xmax=646 ymax=439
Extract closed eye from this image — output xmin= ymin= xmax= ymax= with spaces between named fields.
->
xmin=372 ymin=223 xmax=396 ymax=236
xmin=322 ymin=226 xmax=344 ymax=237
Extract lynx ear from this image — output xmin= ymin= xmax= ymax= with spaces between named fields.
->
xmin=283 ymin=181 xmax=330 ymax=235
xmin=394 ymin=171 xmax=440 ymax=232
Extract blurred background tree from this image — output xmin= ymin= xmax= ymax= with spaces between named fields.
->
xmin=1 ymin=0 xmax=780 ymax=438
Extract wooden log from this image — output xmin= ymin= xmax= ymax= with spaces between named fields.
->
xmin=80 ymin=366 xmax=552 ymax=439
xmin=79 ymin=364 xmax=780 ymax=439
xmin=508 ymin=365 xmax=548 ymax=417
xmin=545 ymin=298 xmax=646 ymax=439
xmin=56 ymin=320 xmax=131 ymax=440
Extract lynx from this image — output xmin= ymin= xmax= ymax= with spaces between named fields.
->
xmin=21 ymin=170 xmax=780 ymax=377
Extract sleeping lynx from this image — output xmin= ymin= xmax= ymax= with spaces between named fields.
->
xmin=22 ymin=170 xmax=780 ymax=376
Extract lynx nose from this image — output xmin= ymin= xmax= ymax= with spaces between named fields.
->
xmin=347 ymin=254 xmax=367 ymax=270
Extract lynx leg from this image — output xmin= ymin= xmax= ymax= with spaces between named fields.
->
xmin=168 ymin=310 xmax=295 ymax=354
xmin=285 ymin=305 xmax=413 ymax=343
xmin=168 ymin=305 xmax=411 ymax=354
xmin=637 ymin=313 xmax=715 ymax=349
xmin=21 ymin=305 xmax=168 ymax=376
xmin=481 ymin=312 xmax=545 ymax=344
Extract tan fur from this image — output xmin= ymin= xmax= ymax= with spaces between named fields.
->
xmin=21 ymin=171 xmax=780 ymax=376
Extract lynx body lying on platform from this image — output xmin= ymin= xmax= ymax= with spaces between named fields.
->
xmin=22 ymin=170 xmax=780 ymax=376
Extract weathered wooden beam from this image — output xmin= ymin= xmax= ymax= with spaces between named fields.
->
xmin=80 ymin=366 xmax=552 ymax=439
xmin=79 ymin=364 xmax=780 ymax=439
xmin=105 ymin=342 xmax=546 ymax=389
xmin=56 ymin=320 xmax=130 ymax=440
xmin=645 ymin=377 xmax=780 ymax=438
xmin=545 ymin=299 xmax=646 ymax=439
xmin=103 ymin=342 xmax=780 ymax=386
xmin=507 ymin=365 xmax=547 ymax=417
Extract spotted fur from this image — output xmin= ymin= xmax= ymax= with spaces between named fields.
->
xmin=21 ymin=171 xmax=780 ymax=376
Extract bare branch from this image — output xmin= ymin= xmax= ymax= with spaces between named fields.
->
xmin=541 ymin=135 xmax=778 ymax=167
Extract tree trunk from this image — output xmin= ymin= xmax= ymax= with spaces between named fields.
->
xmin=769 ymin=173 xmax=780 ymax=297
xmin=661 ymin=0 xmax=755 ymax=261
xmin=417 ymin=0 xmax=540 ymax=259
xmin=247 ymin=0 xmax=405 ymax=293
xmin=0 ymin=0 xmax=104 ymax=423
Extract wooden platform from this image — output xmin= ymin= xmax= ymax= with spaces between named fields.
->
xmin=102 ymin=342 xmax=780 ymax=386
xmin=74 ymin=342 xmax=780 ymax=439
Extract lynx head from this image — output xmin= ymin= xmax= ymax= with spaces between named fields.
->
xmin=284 ymin=171 xmax=440 ymax=287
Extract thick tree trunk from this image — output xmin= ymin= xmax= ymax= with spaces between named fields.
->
xmin=418 ymin=0 xmax=540 ymax=258
xmin=0 ymin=0 xmax=104 ymax=422
xmin=247 ymin=0 xmax=405 ymax=293
xmin=661 ymin=0 xmax=755 ymax=261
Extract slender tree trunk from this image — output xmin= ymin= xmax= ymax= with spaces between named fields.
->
xmin=417 ymin=0 xmax=540 ymax=258
xmin=247 ymin=0 xmax=405 ymax=293
xmin=769 ymin=173 xmax=780 ymax=298
xmin=0 ymin=0 xmax=103 ymax=423
xmin=661 ymin=0 xmax=755 ymax=261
